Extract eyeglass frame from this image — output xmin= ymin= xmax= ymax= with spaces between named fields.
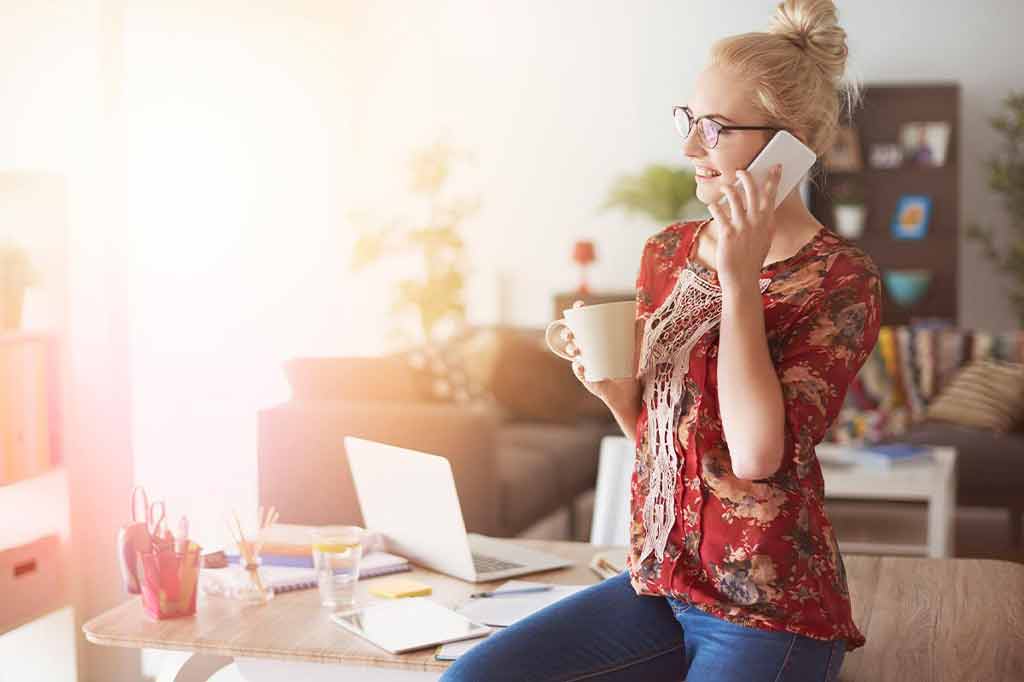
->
xmin=672 ymin=105 xmax=784 ymax=150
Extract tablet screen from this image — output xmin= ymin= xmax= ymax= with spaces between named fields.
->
xmin=330 ymin=597 xmax=494 ymax=654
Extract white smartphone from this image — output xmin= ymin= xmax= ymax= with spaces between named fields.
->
xmin=716 ymin=129 xmax=817 ymax=210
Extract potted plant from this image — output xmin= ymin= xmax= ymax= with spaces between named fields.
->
xmin=350 ymin=138 xmax=480 ymax=350
xmin=831 ymin=178 xmax=867 ymax=239
xmin=966 ymin=91 xmax=1024 ymax=326
xmin=0 ymin=242 xmax=39 ymax=332
xmin=602 ymin=164 xmax=698 ymax=224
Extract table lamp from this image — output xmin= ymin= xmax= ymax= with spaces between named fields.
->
xmin=572 ymin=240 xmax=596 ymax=295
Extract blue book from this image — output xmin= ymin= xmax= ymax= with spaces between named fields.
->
xmin=226 ymin=550 xmax=412 ymax=576
xmin=852 ymin=443 xmax=932 ymax=468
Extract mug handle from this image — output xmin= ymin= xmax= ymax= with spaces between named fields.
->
xmin=545 ymin=319 xmax=574 ymax=361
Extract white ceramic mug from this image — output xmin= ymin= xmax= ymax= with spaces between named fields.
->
xmin=545 ymin=300 xmax=637 ymax=381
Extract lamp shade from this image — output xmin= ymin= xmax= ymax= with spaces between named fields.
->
xmin=572 ymin=240 xmax=596 ymax=265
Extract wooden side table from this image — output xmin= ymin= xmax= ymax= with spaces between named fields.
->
xmin=818 ymin=444 xmax=957 ymax=558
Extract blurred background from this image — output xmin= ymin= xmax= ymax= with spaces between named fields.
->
xmin=1 ymin=1 xmax=1022 ymax=680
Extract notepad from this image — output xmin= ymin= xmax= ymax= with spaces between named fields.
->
xmin=226 ymin=550 xmax=411 ymax=575
xmin=214 ymin=551 xmax=411 ymax=594
xmin=454 ymin=580 xmax=589 ymax=627
xmin=436 ymin=636 xmax=488 ymax=661
xmin=369 ymin=576 xmax=432 ymax=598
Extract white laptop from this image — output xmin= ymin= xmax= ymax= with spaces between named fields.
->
xmin=343 ymin=436 xmax=575 ymax=582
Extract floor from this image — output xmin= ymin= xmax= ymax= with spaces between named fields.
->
xmin=518 ymin=489 xmax=1024 ymax=565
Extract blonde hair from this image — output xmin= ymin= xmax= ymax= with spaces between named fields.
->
xmin=709 ymin=0 xmax=859 ymax=159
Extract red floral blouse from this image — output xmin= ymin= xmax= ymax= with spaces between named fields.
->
xmin=628 ymin=218 xmax=881 ymax=652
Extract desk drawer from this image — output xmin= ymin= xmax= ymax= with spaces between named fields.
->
xmin=0 ymin=534 xmax=63 ymax=636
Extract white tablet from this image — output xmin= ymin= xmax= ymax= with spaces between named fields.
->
xmin=329 ymin=597 xmax=495 ymax=654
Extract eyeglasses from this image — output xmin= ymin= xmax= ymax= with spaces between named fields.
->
xmin=672 ymin=105 xmax=782 ymax=150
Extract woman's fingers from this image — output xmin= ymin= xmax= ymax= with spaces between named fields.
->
xmin=737 ymin=170 xmax=758 ymax=217
xmin=707 ymin=199 xmax=731 ymax=235
xmin=761 ymin=165 xmax=782 ymax=212
xmin=571 ymin=359 xmax=587 ymax=382
xmin=720 ymin=183 xmax=746 ymax=229
xmin=565 ymin=341 xmax=578 ymax=356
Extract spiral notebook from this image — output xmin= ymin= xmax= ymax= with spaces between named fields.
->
xmin=220 ymin=551 xmax=411 ymax=594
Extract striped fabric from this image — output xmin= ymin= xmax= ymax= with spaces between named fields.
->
xmin=925 ymin=359 xmax=1024 ymax=432
xmin=829 ymin=326 xmax=1024 ymax=442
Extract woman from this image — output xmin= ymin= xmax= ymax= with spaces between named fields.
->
xmin=440 ymin=1 xmax=879 ymax=680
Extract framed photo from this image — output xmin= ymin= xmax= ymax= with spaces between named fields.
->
xmin=891 ymin=195 xmax=932 ymax=240
xmin=899 ymin=121 xmax=951 ymax=167
xmin=823 ymin=126 xmax=863 ymax=172
xmin=869 ymin=143 xmax=903 ymax=169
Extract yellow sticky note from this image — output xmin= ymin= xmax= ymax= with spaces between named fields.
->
xmin=368 ymin=577 xmax=433 ymax=599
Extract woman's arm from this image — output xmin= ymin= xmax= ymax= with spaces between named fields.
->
xmin=606 ymin=390 xmax=641 ymax=442
xmin=717 ymin=281 xmax=786 ymax=480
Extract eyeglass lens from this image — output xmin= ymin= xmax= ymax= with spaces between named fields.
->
xmin=674 ymin=108 xmax=721 ymax=149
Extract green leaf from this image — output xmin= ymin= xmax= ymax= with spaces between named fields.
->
xmin=602 ymin=164 xmax=698 ymax=223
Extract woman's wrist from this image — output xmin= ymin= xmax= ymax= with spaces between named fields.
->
xmin=604 ymin=385 xmax=641 ymax=417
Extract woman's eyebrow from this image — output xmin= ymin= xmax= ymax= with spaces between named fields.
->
xmin=705 ymin=112 xmax=736 ymax=123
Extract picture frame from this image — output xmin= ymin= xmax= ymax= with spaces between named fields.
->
xmin=823 ymin=126 xmax=863 ymax=172
xmin=890 ymin=195 xmax=932 ymax=240
xmin=899 ymin=121 xmax=951 ymax=167
xmin=869 ymin=143 xmax=903 ymax=169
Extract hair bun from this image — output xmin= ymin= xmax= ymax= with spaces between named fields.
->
xmin=768 ymin=0 xmax=848 ymax=82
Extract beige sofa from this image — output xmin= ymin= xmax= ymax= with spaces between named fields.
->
xmin=257 ymin=326 xmax=621 ymax=539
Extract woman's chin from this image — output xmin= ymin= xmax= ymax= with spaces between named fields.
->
xmin=694 ymin=185 xmax=722 ymax=206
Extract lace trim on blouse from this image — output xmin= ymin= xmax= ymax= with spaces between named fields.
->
xmin=637 ymin=242 xmax=771 ymax=564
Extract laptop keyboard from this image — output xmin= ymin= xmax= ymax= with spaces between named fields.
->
xmin=472 ymin=552 xmax=525 ymax=574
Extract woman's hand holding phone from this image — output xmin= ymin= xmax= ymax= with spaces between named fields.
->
xmin=708 ymin=164 xmax=783 ymax=294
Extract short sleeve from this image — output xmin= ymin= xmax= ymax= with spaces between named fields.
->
xmin=775 ymin=255 xmax=883 ymax=459
xmin=635 ymin=235 xmax=658 ymax=321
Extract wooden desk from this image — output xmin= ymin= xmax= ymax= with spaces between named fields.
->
xmin=83 ymin=539 xmax=1024 ymax=681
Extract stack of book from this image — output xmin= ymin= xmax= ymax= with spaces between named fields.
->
xmin=225 ymin=524 xmax=410 ymax=576
xmin=817 ymin=442 xmax=933 ymax=469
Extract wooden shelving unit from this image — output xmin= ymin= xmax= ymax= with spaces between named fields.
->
xmin=809 ymin=82 xmax=961 ymax=326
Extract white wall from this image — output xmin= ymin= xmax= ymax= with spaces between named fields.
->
xmin=119 ymin=0 xmax=1024 ymax=588
xmin=343 ymin=0 xmax=1024 ymax=331
xmin=0 ymin=1 xmax=138 ymax=680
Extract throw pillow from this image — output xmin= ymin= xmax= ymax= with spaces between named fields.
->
xmin=283 ymin=356 xmax=421 ymax=402
xmin=402 ymin=329 xmax=501 ymax=405
xmin=925 ymin=359 xmax=1024 ymax=432
xmin=489 ymin=330 xmax=591 ymax=424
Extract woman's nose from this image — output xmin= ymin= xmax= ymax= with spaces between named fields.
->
xmin=681 ymin=126 xmax=705 ymax=157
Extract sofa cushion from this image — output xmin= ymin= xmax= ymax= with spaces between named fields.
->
xmin=496 ymin=444 xmax=565 ymax=535
xmin=489 ymin=330 xmax=593 ymax=425
xmin=499 ymin=421 xmax=615 ymax=501
xmin=283 ymin=356 xmax=422 ymax=402
xmin=879 ymin=420 xmax=1024 ymax=497
xmin=925 ymin=360 xmax=1024 ymax=432
xmin=402 ymin=331 xmax=500 ymax=405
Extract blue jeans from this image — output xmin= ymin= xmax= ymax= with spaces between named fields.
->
xmin=439 ymin=569 xmax=846 ymax=681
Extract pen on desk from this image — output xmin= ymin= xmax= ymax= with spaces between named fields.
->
xmin=470 ymin=586 xmax=555 ymax=599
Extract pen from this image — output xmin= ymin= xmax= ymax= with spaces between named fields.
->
xmin=470 ymin=586 xmax=555 ymax=599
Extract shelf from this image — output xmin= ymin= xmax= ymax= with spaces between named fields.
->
xmin=0 ymin=467 xmax=69 ymax=550
xmin=825 ymin=499 xmax=930 ymax=557
xmin=810 ymin=82 xmax=960 ymax=326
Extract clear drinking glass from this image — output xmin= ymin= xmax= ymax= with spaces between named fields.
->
xmin=311 ymin=526 xmax=364 ymax=609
